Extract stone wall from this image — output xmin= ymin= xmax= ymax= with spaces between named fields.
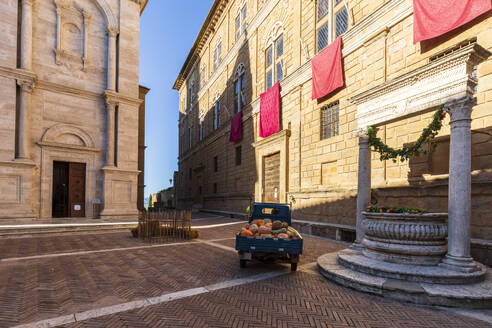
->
xmin=176 ymin=0 xmax=492 ymax=241
xmin=0 ymin=0 xmax=148 ymax=220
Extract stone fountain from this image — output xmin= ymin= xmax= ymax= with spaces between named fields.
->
xmin=318 ymin=43 xmax=492 ymax=309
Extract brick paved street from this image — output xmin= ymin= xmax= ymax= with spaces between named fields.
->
xmin=0 ymin=214 xmax=490 ymax=327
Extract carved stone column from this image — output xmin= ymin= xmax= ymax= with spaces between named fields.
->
xmin=16 ymin=80 xmax=34 ymax=159
xmin=440 ymin=96 xmax=480 ymax=272
xmin=21 ymin=0 xmax=34 ymax=70
xmin=352 ymin=129 xmax=371 ymax=249
xmin=107 ymin=27 xmax=117 ymax=91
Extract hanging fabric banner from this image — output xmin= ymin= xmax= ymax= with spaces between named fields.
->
xmin=312 ymin=36 xmax=344 ymax=100
xmin=413 ymin=0 xmax=491 ymax=44
xmin=229 ymin=111 xmax=242 ymax=142
xmin=259 ymin=81 xmax=280 ymax=138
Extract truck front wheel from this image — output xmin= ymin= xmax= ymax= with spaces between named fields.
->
xmin=291 ymin=263 xmax=297 ymax=271
xmin=240 ymin=259 xmax=247 ymax=268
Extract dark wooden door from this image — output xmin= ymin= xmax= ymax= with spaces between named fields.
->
xmin=52 ymin=161 xmax=69 ymax=218
xmin=69 ymin=162 xmax=86 ymax=217
xmin=263 ymin=152 xmax=280 ymax=203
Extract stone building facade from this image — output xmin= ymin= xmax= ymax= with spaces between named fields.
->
xmin=0 ymin=0 xmax=148 ymax=221
xmin=174 ymin=1 xmax=492 ymax=259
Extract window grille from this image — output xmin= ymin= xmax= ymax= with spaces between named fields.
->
xmin=214 ymin=156 xmax=218 ymax=172
xmin=336 ymin=7 xmax=348 ymax=37
xmin=321 ymin=101 xmax=339 ymax=140
xmin=317 ymin=23 xmax=329 ymax=52
xmin=318 ymin=0 xmax=329 ymax=21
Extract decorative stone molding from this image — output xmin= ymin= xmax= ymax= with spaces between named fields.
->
xmin=234 ymin=62 xmax=245 ymax=80
xmin=264 ymin=21 xmax=284 ymax=48
xmin=41 ymin=123 xmax=96 ymax=148
xmin=104 ymin=90 xmax=143 ymax=107
xmin=53 ymin=0 xmax=91 ymax=70
xmin=445 ymin=96 xmax=475 ymax=125
xmin=350 ymin=42 xmax=491 ymax=129
xmin=16 ymin=79 xmax=35 ymax=93
xmin=362 ymin=212 xmax=448 ymax=265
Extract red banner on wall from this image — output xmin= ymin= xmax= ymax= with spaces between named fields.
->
xmin=259 ymin=81 xmax=280 ymax=138
xmin=229 ymin=111 xmax=242 ymax=142
xmin=413 ymin=0 xmax=491 ymax=43
xmin=312 ymin=36 xmax=344 ymax=100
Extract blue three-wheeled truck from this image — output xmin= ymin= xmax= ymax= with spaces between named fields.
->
xmin=235 ymin=203 xmax=303 ymax=271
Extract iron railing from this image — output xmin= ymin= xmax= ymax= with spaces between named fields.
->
xmin=137 ymin=209 xmax=192 ymax=243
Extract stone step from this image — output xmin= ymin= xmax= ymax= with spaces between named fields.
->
xmin=318 ymin=250 xmax=492 ymax=309
xmin=0 ymin=222 xmax=138 ymax=238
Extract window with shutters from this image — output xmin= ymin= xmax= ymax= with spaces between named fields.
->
xmin=317 ymin=0 xmax=349 ymax=52
xmin=320 ymin=101 xmax=339 ymax=140
xmin=265 ymin=34 xmax=284 ymax=90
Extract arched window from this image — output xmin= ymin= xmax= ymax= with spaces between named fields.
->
xmin=265 ymin=22 xmax=284 ymax=90
xmin=234 ymin=63 xmax=246 ymax=113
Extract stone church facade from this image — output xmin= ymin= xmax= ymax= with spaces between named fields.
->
xmin=175 ymin=0 xmax=491 ymax=262
xmin=0 ymin=0 xmax=148 ymax=220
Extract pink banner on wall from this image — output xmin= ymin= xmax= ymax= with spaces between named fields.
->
xmin=259 ymin=81 xmax=280 ymax=138
xmin=413 ymin=0 xmax=491 ymax=43
xmin=229 ymin=111 xmax=242 ymax=142
xmin=312 ymin=36 xmax=344 ymax=100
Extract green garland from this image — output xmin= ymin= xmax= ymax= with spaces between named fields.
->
xmin=367 ymin=105 xmax=446 ymax=162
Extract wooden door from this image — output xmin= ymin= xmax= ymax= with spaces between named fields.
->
xmin=68 ymin=162 xmax=86 ymax=217
xmin=52 ymin=161 xmax=69 ymax=218
xmin=263 ymin=152 xmax=280 ymax=203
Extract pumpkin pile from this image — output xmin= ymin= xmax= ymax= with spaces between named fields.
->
xmin=239 ymin=219 xmax=301 ymax=239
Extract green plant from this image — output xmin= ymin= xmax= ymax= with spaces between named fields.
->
xmin=366 ymin=205 xmax=426 ymax=214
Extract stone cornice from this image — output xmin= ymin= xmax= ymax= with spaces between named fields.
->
xmin=0 ymin=66 xmax=36 ymax=84
xmin=350 ymin=42 xmax=490 ymax=105
xmin=101 ymin=166 xmax=141 ymax=174
xmin=129 ymin=0 xmax=149 ymax=14
xmin=173 ymin=0 xmax=228 ymax=90
xmin=350 ymin=42 xmax=491 ymax=129
xmin=36 ymin=79 xmax=101 ymax=99
xmin=104 ymin=90 xmax=144 ymax=107
xmin=36 ymin=141 xmax=101 ymax=153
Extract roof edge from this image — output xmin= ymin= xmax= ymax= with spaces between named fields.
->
xmin=172 ymin=0 xmax=225 ymax=91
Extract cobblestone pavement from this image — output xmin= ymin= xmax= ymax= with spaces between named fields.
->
xmin=0 ymin=214 xmax=489 ymax=327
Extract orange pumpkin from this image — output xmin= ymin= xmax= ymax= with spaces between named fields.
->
xmin=253 ymin=219 xmax=265 ymax=227
xmin=240 ymin=229 xmax=253 ymax=237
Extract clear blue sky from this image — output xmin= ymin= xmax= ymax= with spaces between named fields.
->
xmin=139 ymin=0 xmax=214 ymax=197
